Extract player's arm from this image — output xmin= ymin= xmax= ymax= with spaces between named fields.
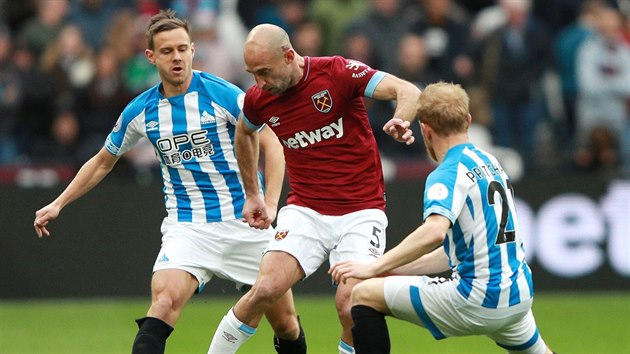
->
xmin=370 ymin=74 xmax=421 ymax=145
xmin=388 ymin=245 xmax=450 ymax=276
xmin=257 ymin=125 xmax=285 ymax=223
xmin=330 ymin=214 xmax=449 ymax=284
xmin=34 ymin=148 xmax=120 ymax=237
xmin=235 ymin=118 xmax=271 ymax=229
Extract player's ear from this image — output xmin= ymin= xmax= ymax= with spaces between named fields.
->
xmin=284 ymin=48 xmax=295 ymax=64
xmin=145 ymin=49 xmax=155 ymax=65
xmin=420 ymin=122 xmax=432 ymax=139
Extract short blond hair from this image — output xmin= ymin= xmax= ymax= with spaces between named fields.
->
xmin=418 ymin=82 xmax=470 ymax=136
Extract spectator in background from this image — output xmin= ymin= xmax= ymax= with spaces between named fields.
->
xmin=12 ymin=42 xmax=56 ymax=161
xmin=173 ymin=0 xmax=252 ymax=89
xmin=40 ymin=24 xmax=95 ymax=99
xmin=345 ymin=0 xmax=411 ymax=73
xmin=532 ymin=0 xmax=586 ymax=38
xmin=369 ymin=33 xmax=438 ymax=160
xmin=575 ymin=6 xmax=630 ymax=174
xmin=394 ymin=33 xmax=441 ymax=88
xmin=76 ymin=46 xmax=131 ymax=162
xmin=122 ymin=15 xmax=161 ymax=95
xmin=408 ymin=0 xmax=474 ymax=84
xmin=341 ymin=29 xmax=381 ymax=70
xmin=104 ymin=9 xmax=140 ymax=65
xmin=237 ymin=0 xmax=272 ymax=29
xmin=553 ymin=0 xmax=605 ymax=154
xmin=17 ymin=0 xmax=69 ymax=62
xmin=291 ymin=20 xmax=324 ymax=57
xmin=310 ymin=0 xmax=368 ymax=55
xmin=135 ymin=0 xmax=163 ymax=17
xmin=68 ymin=0 xmax=118 ymax=51
xmin=238 ymin=0 xmax=308 ymax=35
xmin=622 ymin=10 xmax=630 ymax=46
xmin=474 ymin=0 xmax=550 ymax=165
xmin=47 ymin=109 xmax=82 ymax=165
xmin=454 ymin=0 xmax=495 ymax=14
xmin=190 ymin=7 xmax=244 ymax=87
xmin=470 ymin=1 xmax=509 ymax=41
xmin=0 ymin=25 xmax=21 ymax=164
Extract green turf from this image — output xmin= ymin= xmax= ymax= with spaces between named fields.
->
xmin=1 ymin=292 xmax=628 ymax=353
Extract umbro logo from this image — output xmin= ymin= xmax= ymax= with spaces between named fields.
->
xmin=201 ymin=110 xmax=215 ymax=124
xmin=222 ymin=331 xmax=238 ymax=343
xmin=146 ymin=121 xmax=159 ymax=131
xmin=269 ymin=116 xmax=280 ymax=127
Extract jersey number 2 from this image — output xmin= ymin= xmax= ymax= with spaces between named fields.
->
xmin=487 ymin=180 xmax=516 ymax=245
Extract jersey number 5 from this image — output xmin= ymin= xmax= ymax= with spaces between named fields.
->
xmin=487 ymin=180 xmax=516 ymax=245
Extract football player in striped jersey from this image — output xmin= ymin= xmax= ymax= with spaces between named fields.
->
xmin=330 ymin=82 xmax=554 ymax=354
xmin=34 ymin=9 xmax=305 ymax=354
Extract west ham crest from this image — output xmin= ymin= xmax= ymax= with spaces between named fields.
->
xmin=312 ymin=90 xmax=332 ymax=113
xmin=275 ymin=230 xmax=289 ymax=241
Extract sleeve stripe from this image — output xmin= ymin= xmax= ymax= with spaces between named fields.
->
xmin=364 ymin=71 xmax=387 ymax=97
xmin=240 ymin=112 xmax=262 ymax=131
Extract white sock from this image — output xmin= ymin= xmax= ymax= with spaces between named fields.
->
xmin=207 ymin=308 xmax=256 ymax=354
xmin=339 ymin=339 xmax=355 ymax=354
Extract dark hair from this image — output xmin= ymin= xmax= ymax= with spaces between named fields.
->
xmin=145 ymin=9 xmax=191 ymax=50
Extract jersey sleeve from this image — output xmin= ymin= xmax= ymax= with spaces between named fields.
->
xmin=328 ymin=56 xmax=385 ymax=100
xmin=422 ymin=163 xmax=469 ymax=224
xmin=104 ymin=101 xmax=145 ymax=156
xmin=205 ymin=71 xmax=244 ymax=127
xmin=241 ymin=87 xmax=265 ymax=130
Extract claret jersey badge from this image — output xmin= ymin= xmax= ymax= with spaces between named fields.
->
xmin=312 ymin=90 xmax=333 ymax=113
xmin=274 ymin=230 xmax=289 ymax=241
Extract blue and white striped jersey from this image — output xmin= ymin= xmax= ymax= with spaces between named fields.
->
xmin=105 ymin=71 xmax=260 ymax=223
xmin=423 ymin=143 xmax=533 ymax=309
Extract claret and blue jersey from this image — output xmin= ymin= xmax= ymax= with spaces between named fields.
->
xmin=424 ymin=143 xmax=534 ymax=309
xmin=105 ymin=71 xmax=259 ymax=223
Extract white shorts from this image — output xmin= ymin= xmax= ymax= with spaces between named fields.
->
xmin=267 ymin=205 xmax=388 ymax=278
xmin=153 ymin=217 xmax=274 ymax=292
xmin=383 ymin=276 xmax=548 ymax=353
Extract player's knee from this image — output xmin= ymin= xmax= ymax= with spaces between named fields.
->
xmin=249 ymin=281 xmax=286 ymax=307
xmin=151 ymin=294 xmax=175 ymax=315
xmin=350 ymin=281 xmax=372 ymax=306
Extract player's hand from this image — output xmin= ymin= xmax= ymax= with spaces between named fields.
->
xmin=264 ymin=203 xmax=278 ymax=225
xmin=242 ymin=195 xmax=273 ymax=230
xmin=328 ymin=260 xmax=377 ymax=285
xmin=383 ymin=118 xmax=415 ymax=145
xmin=34 ymin=204 xmax=60 ymax=238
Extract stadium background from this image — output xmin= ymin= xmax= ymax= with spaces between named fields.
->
xmin=0 ymin=0 xmax=629 ymax=352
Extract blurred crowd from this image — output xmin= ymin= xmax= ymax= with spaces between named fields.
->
xmin=1 ymin=0 xmax=630 ymax=180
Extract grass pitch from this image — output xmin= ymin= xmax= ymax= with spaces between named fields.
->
xmin=1 ymin=292 xmax=628 ymax=353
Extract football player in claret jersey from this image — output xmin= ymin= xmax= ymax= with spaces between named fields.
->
xmin=208 ymin=24 xmax=422 ymax=354
xmin=330 ymin=82 xmax=555 ymax=354
xmin=33 ymin=10 xmax=306 ymax=354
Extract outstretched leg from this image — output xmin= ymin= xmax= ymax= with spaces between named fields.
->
xmin=265 ymin=289 xmax=306 ymax=354
xmin=132 ymin=269 xmax=198 ymax=354
xmin=208 ymin=251 xmax=304 ymax=353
